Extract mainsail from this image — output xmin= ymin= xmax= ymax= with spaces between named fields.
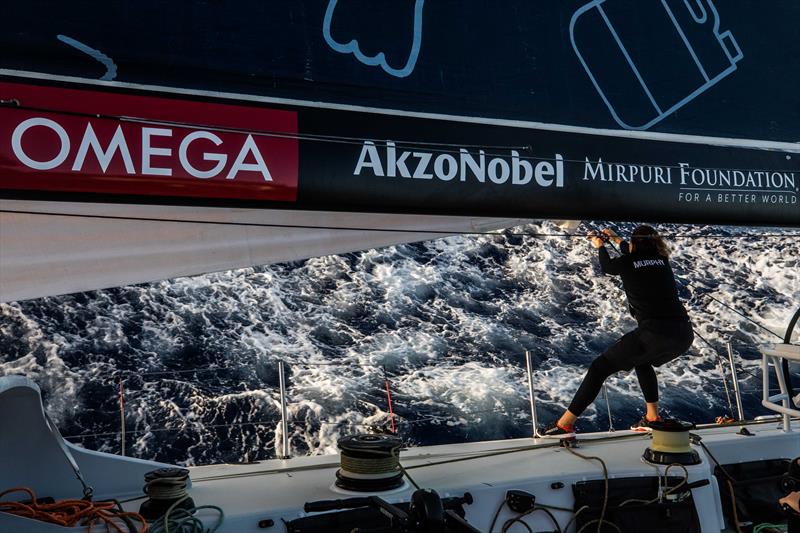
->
xmin=0 ymin=200 xmax=529 ymax=302
xmin=1 ymin=1 xmax=798 ymax=300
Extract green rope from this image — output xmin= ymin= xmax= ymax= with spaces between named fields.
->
xmin=752 ymin=523 xmax=787 ymax=533
xmin=147 ymin=500 xmax=225 ymax=533
xmin=340 ymin=454 xmax=399 ymax=475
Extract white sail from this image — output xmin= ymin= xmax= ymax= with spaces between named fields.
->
xmin=0 ymin=200 xmax=533 ymax=302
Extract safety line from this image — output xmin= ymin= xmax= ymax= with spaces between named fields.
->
xmin=691 ymin=328 xmax=737 ymax=417
xmin=702 ymin=293 xmax=785 ymax=340
xmin=63 ymin=406 xmax=515 ymax=440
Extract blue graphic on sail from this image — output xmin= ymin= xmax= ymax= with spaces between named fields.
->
xmin=322 ymin=0 xmax=424 ymax=78
xmin=570 ymin=0 xmax=743 ymax=130
xmin=57 ymin=35 xmax=117 ymax=81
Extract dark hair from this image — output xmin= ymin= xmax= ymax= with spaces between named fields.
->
xmin=631 ymin=225 xmax=670 ymax=257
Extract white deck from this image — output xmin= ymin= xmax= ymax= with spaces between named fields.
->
xmin=1 ymin=421 xmax=797 ymax=531
xmin=2 ymin=376 xmax=798 ymax=532
xmin=139 ymin=422 xmax=798 ymax=532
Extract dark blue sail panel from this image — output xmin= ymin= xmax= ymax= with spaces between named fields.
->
xmin=1 ymin=0 xmax=799 ymax=142
xmin=0 ymin=3 xmax=798 ymax=226
xmin=297 ymin=108 xmax=798 ymax=227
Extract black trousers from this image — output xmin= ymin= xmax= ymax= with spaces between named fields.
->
xmin=568 ymin=320 xmax=694 ymax=417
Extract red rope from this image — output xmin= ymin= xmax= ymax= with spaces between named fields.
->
xmin=384 ymin=377 xmax=396 ymax=434
xmin=119 ymin=378 xmax=126 ymax=456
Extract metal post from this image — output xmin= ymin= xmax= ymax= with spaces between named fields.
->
xmin=278 ymin=360 xmax=291 ymax=459
xmin=715 ymin=356 xmax=735 ymax=418
xmin=602 ymin=385 xmax=614 ymax=432
xmin=770 ymin=355 xmax=793 ymax=432
xmin=726 ymin=342 xmax=745 ymax=422
xmin=525 ymin=351 xmax=540 ymax=438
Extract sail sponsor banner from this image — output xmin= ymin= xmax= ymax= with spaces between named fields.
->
xmin=297 ymin=108 xmax=798 ymax=226
xmin=2 ymin=1 xmax=799 ymax=143
xmin=0 ymin=83 xmax=299 ymax=201
xmin=0 ymin=82 xmax=797 ymax=226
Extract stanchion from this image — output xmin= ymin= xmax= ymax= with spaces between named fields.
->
xmin=525 ymin=351 xmax=540 ymax=438
xmin=278 ymin=360 xmax=290 ymax=459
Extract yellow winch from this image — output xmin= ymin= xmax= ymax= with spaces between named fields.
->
xmin=642 ymin=419 xmax=701 ymax=466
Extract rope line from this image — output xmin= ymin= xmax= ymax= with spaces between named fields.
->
xmin=702 ymin=293 xmax=785 ymax=340
xmin=564 ymin=446 xmax=614 ymax=533
xmin=147 ymin=504 xmax=224 ymax=533
xmin=0 ymin=487 xmax=148 ymax=532
xmin=339 ymin=455 xmax=399 ymax=476
xmin=107 ymin=359 xmax=381 ymax=380
xmin=691 ymin=329 xmax=737 ymax=417
xmin=674 ymin=253 xmax=787 ymax=341
xmin=64 ymin=419 xmax=283 ymax=440
xmin=63 ymin=406 xmax=517 ymax=440
xmin=1 ymin=209 xmax=798 ymax=239
xmin=383 ymin=368 xmax=397 ymax=434
xmin=501 ymin=506 xmax=562 ymax=533
xmin=1 ymin=100 xmax=531 ymax=153
xmin=144 ymin=475 xmax=189 ymax=502
xmin=185 ymin=425 xmax=778 ymax=484
xmin=4 ymin=100 xmax=800 ymax=174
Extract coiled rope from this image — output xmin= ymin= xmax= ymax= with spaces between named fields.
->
xmin=143 ymin=475 xmax=224 ymax=533
xmin=147 ymin=506 xmax=224 ymax=533
xmin=144 ymin=474 xmax=190 ymax=503
xmin=0 ymin=487 xmax=148 ymax=533
xmin=339 ymin=454 xmax=399 ymax=476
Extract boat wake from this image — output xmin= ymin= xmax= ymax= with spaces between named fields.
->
xmin=1 ymin=221 xmax=797 ymax=465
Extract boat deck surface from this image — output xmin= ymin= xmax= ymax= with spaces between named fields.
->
xmin=140 ymin=422 xmax=798 ymax=532
xmin=1 ymin=419 xmax=796 ymax=532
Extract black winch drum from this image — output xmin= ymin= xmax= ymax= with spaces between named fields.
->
xmin=336 ymin=434 xmax=405 ymax=492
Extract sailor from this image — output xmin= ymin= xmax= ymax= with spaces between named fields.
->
xmin=781 ymin=491 xmax=800 ymax=532
xmin=542 ymin=225 xmax=694 ymax=437
xmin=783 ymin=458 xmax=800 ymax=532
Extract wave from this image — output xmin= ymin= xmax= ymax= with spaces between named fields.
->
xmin=1 ymin=221 xmax=797 ymax=465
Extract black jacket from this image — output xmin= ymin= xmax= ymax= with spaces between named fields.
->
xmin=598 ymin=242 xmax=689 ymax=324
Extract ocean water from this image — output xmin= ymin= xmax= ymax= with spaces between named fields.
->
xmin=0 ymin=221 xmax=798 ymax=466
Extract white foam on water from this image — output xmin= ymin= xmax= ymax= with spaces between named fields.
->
xmin=0 ymin=221 xmax=797 ymax=464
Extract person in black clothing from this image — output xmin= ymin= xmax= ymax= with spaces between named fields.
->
xmin=781 ymin=491 xmax=800 ymax=532
xmin=542 ymin=225 xmax=694 ymax=437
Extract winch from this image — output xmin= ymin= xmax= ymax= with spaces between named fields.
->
xmin=336 ymin=434 xmax=405 ymax=492
xmin=138 ymin=467 xmax=194 ymax=520
xmin=642 ymin=419 xmax=700 ymax=466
